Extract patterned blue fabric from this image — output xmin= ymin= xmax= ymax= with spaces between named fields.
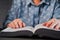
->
xmin=5 ymin=0 xmax=60 ymax=27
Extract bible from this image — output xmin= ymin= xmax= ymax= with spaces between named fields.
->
xmin=0 ymin=24 xmax=60 ymax=39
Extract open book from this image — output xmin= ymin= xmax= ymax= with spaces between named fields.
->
xmin=0 ymin=24 xmax=60 ymax=39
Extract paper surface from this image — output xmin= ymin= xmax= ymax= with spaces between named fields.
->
xmin=1 ymin=24 xmax=60 ymax=33
xmin=1 ymin=26 xmax=33 ymax=32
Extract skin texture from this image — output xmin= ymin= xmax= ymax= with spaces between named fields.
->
xmin=42 ymin=18 xmax=60 ymax=30
xmin=7 ymin=18 xmax=60 ymax=30
xmin=7 ymin=19 xmax=25 ymax=29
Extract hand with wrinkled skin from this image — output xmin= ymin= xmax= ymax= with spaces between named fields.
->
xmin=7 ymin=19 xmax=26 ymax=29
xmin=42 ymin=18 xmax=60 ymax=30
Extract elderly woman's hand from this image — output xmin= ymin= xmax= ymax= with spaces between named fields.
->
xmin=7 ymin=19 xmax=26 ymax=29
xmin=42 ymin=18 xmax=60 ymax=30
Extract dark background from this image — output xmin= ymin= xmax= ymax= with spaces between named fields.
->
xmin=0 ymin=0 xmax=12 ymax=28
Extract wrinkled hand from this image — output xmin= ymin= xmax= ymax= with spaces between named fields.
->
xmin=42 ymin=18 xmax=60 ymax=30
xmin=7 ymin=19 xmax=26 ymax=29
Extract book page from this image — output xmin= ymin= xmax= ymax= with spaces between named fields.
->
xmin=33 ymin=24 xmax=48 ymax=33
xmin=1 ymin=26 xmax=34 ymax=32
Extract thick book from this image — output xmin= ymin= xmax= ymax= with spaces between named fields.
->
xmin=0 ymin=24 xmax=60 ymax=39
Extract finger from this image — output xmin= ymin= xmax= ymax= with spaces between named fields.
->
xmin=45 ymin=18 xmax=56 ymax=27
xmin=11 ymin=22 xmax=17 ymax=29
xmin=8 ymin=22 xmax=15 ymax=29
xmin=42 ymin=22 xmax=47 ymax=26
xmin=55 ymin=24 xmax=60 ymax=30
xmin=45 ymin=21 xmax=52 ymax=27
xmin=49 ymin=21 xmax=58 ymax=29
xmin=22 ymin=22 xmax=26 ymax=27
xmin=13 ymin=21 xmax=19 ymax=29
xmin=18 ymin=20 xmax=23 ymax=28
xmin=42 ymin=22 xmax=52 ymax=27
